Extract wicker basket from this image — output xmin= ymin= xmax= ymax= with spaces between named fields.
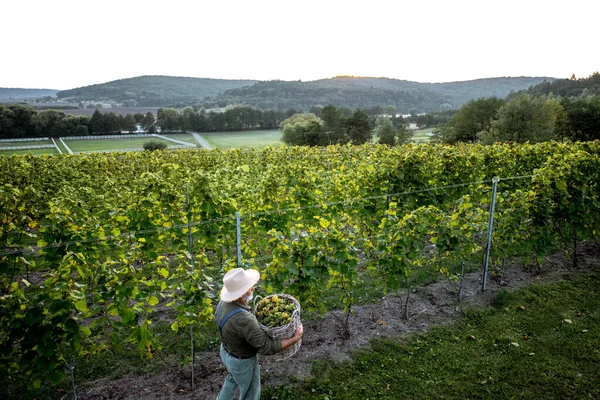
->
xmin=253 ymin=293 xmax=302 ymax=361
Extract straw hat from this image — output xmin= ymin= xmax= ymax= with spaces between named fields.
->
xmin=220 ymin=268 xmax=260 ymax=302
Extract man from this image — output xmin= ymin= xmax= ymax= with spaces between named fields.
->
xmin=216 ymin=267 xmax=304 ymax=400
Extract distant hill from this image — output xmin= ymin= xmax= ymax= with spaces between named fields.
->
xmin=0 ymin=88 xmax=58 ymax=100
xmin=53 ymin=75 xmax=556 ymax=113
xmin=57 ymin=76 xmax=258 ymax=107
xmin=207 ymin=76 xmax=555 ymax=113
xmin=517 ymin=72 xmax=600 ymax=98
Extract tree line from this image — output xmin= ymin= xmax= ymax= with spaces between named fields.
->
xmin=0 ymin=104 xmax=293 ymax=139
xmin=281 ymin=105 xmax=415 ymax=146
xmin=435 ymin=93 xmax=600 ymax=144
xmin=434 ymin=72 xmax=600 ymax=145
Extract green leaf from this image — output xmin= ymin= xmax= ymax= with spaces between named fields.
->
xmin=121 ymin=308 xmax=136 ymax=324
xmin=75 ymin=300 xmax=88 ymax=314
xmin=80 ymin=326 xmax=92 ymax=336
xmin=148 ymin=296 xmax=159 ymax=306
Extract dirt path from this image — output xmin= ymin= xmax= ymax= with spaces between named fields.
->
xmin=79 ymin=245 xmax=599 ymax=400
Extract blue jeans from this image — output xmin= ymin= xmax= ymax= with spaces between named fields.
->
xmin=216 ymin=344 xmax=260 ymax=400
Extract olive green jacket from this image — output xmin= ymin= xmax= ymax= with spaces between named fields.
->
xmin=216 ymin=300 xmax=282 ymax=358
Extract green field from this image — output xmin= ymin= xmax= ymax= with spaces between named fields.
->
xmin=411 ymin=128 xmax=434 ymax=143
xmin=161 ymin=133 xmax=199 ymax=145
xmin=63 ymin=137 xmax=179 ymax=153
xmin=0 ymin=147 xmax=57 ymax=156
xmin=201 ymin=130 xmax=283 ymax=149
xmin=0 ymin=140 xmax=53 ymax=147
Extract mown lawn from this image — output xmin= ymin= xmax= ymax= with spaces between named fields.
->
xmin=200 ymin=130 xmax=283 ymax=149
xmin=63 ymin=137 xmax=175 ymax=152
xmin=0 ymin=148 xmax=57 ymax=156
xmin=161 ymin=133 xmax=199 ymax=145
xmin=411 ymin=128 xmax=434 ymax=143
xmin=263 ymin=272 xmax=600 ymax=399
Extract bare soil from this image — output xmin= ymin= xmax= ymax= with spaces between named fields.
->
xmin=78 ymin=245 xmax=600 ymax=400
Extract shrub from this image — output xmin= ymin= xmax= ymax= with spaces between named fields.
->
xmin=143 ymin=140 xmax=168 ymax=151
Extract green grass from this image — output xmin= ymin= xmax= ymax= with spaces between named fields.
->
xmin=263 ymin=272 xmax=600 ymax=399
xmin=0 ymin=148 xmax=57 ymax=156
xmin=200 ymin=130 xmax=283 ymax=149
xmin=64 ymin=137 xmax=176 ymax=152
xmin=161 ymin=133 xmax=199 ymax=145
xmin=411 ymin=128 xmax=434 ymax=143
xmin=0 ymin=140 xmax=53 ymax=147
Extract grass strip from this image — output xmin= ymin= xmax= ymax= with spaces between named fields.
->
xmin=263 ymin=272 xmax=600 ymax=399
xmin=201 ymin=130 xmax=283 ymax=149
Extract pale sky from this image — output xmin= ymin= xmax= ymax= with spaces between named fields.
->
xmin=2 ymin=0 xmax=598 ymax=90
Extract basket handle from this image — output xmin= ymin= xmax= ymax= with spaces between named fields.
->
xmin=291 ymin=308 xmax=301 ymax=320
xmin=252 ymin=295 xmax=264 ymax=311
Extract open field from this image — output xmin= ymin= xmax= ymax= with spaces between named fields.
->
xmin=0 ymin=147 xmax=57 ymax=156
xmin=411 ymin=127 xmax=434 ymax=142
xmin=63 ymin=137 xmax=180 ymax=152
xmin=201 ymin=129 xmax=283 ymax=149
xmin=163 ymin=133 xmax=200 ymax=145
xmin=0 ymin=139 xmax=53 ymax=147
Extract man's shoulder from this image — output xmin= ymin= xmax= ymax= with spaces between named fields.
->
xmin=220 ymin=301 xmax=254 ymax=323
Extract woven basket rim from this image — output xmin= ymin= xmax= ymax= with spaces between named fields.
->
xmin=253 ymin=293 xmax=301 ymax=334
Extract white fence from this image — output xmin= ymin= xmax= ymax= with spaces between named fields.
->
xmin=0 ymin=137 xmax=50 ymax=143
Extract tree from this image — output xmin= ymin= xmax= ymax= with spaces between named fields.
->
xmin=376 ymin=119 xmax=397 ymax=145
xmin=440 ymin=97 xmax=505 ymax=144
xmin=156 ymin=108 xmax=181 ymax=132
xmin=142 ymin=112 xmax=156 ymax=133
xmin=396 ymin=124 xmax=411 ymax=145
xmin=33 ymin=110 xmax=66 ymax=137
xmin=558 ymin=96 xmax=600 ymax=141
xmin=0 ymin=104 xmax=37 ymax=138
xmin=88 ymin=109 xmax=105 ymax=135
xmin=281 ymin=113 xmax=323 ymax=146
xmin=320 ymin=105 xmax=347 ymax=144
xmin=478 ymin=94 xmax=563 ymax=144
xmin=104 ymin=112 xmax=121 ymax=134
xmin=121 ymin=114 xmax=137 ymax=133
xmin=347 ymin=109 xmax=373 ymax=145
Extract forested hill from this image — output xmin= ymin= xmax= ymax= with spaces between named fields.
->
xmin=0 ymin=88 xmax=58 ymax=99
xmin=54 ymin=75 xmax=554 ymax=112
xmin=208 ymin=76 xmax=554 ymax=113
xmin=56 ymin=76 xmax=258 ymax=107
xmin=518 ymin=72 xmax=600 ymax=98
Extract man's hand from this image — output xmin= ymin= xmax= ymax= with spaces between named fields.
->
xmin=294 ymin=323 xmax=304 ymax=339
xmin=281 ymin=323 xmax=304 ymax=350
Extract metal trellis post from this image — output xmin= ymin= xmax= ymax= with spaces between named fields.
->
xmin=482 ymin=176 xmax=499 ymax=291
xmin=70 ymin=360 xmax=78 ymax=400
xmin=186 ymin=184 xmax=196 ymax=390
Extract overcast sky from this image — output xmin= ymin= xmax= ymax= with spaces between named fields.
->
xmin=2 ymin=0 xmax=598 ymax=90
